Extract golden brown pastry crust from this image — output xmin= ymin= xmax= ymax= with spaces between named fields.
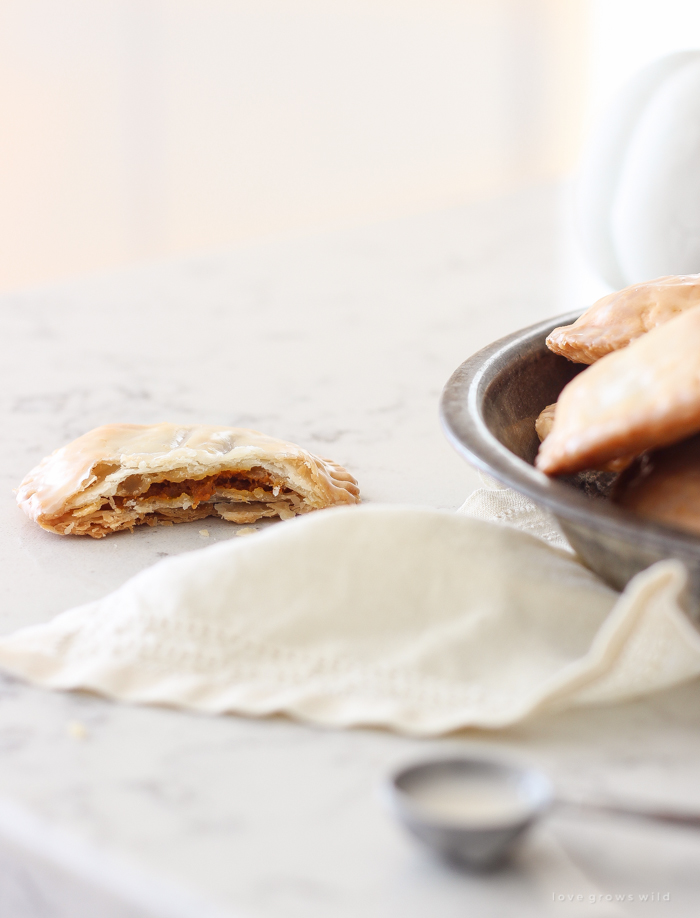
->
xmin=546 ymin=274 xmax=700 ymax=365
xmin=535 ymin=403 xmax=557 ymax=442
xmin=536 ymin=305 xmax=700 ymax=475
xmin=535 ymin=402 xmax=633 ymax=472
xmin=614 ymin=436 xmax=700 ymax=536
xmin=17 ymin=423 xmax=360 ymax=538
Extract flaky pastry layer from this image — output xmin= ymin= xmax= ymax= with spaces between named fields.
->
xmin=17 ymin=423 xmax=360 ymax=538
xmin=546 ymin=274 xmax=700 ymax=365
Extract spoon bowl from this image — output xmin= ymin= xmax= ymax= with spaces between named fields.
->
xmin=383 ymin=756 xmax=553 ymax=869
xmin=384 ymin=754 xmax=700 ymax=870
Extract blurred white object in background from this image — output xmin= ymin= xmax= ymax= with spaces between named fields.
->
xmin=2 ymin=0 xmax=700 ymax=294
xmin=0 ymin=0 xmax=588 ymax=293
xmin=577 ymin=50 xmax=700 ymax=287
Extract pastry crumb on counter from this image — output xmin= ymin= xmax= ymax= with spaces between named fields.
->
xmin=236 ymin=527 xmax=257 ymax=537
xmin=66 ymin=720 xmax=88 ymax=740
xmin=199 ymin=529 xmax=210 ymax=537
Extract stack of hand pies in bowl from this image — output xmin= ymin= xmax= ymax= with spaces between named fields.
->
xmin=441 ymin=272 xmax=700 ymax=615
xmin=537 ymin=274 xmax=700 ymax=536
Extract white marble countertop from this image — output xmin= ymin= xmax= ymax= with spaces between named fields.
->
xmin=2 ymin=184 xmax=700 ymax=917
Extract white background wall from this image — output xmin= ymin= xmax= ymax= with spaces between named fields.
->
xmin=0 ymin=0 xmax=698 ymax=292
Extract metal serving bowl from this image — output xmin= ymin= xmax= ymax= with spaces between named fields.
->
xmin=440 ymin=310 xmax=700 ymax=616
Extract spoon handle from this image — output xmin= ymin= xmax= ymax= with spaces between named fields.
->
xmin=556 ymin=798 xmax=700 ymax=829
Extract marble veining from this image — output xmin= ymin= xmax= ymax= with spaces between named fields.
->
xmin=2 ymin=183 xmax=700 ymax=916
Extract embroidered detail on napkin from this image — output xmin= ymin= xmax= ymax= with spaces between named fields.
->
xmin=1 ymin=499 xmax=699 ymax=735
xmin=459 ymin=475 xmax=571 ymax=551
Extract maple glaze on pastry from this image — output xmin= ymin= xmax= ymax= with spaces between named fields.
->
xmin=17 ymin=423 xmax=360 ymax=538
xmin=546 ymin=273 xmax=700 ymax=365
xmin=536 ymin=305 xmax=700 ymax=476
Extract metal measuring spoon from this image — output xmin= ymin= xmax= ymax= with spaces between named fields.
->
xmin=383 ymin=756 xmax=700 ymax=870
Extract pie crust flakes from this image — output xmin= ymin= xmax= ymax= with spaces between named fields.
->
xmin=546 ymin=273 xmax=700 ymax=365
xmin=17 ymin=423 xmax=360 ymax=538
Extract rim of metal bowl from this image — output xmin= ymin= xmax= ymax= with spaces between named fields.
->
xmin=439 ymin=310 xmax=700 ymax=558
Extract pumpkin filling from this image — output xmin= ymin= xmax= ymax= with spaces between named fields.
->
xmin=115 ymin=468 xmax=293 ymax=507
xmin=45 ymin=466 xmax=305 ymax=537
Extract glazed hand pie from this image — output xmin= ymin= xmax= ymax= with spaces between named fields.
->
xmin=613 ymin=436 xmax=700 ymax=536
xmin=17 ymin=423 xmax=360 ymax=538
xmin=546 ymin=273 xmax=700 ymax=365
xmin=535 ymin=401 xmax=633 ymax=473
xmin=536 ymin=305 xmax=700 ymax=476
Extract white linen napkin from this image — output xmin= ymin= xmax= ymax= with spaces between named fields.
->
xmin=2 ymin=491 xmax=700 ymax=735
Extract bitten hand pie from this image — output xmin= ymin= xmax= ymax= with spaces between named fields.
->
xmin=17 ymin=423 xmax=360 ymax=538
xmin=613 ymin=436 xmax=700 ymax=536
xmin=536 ymin=305 xmax=700 ymax=475
xmin=546 ymin=273 xmax=700 ymax=365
